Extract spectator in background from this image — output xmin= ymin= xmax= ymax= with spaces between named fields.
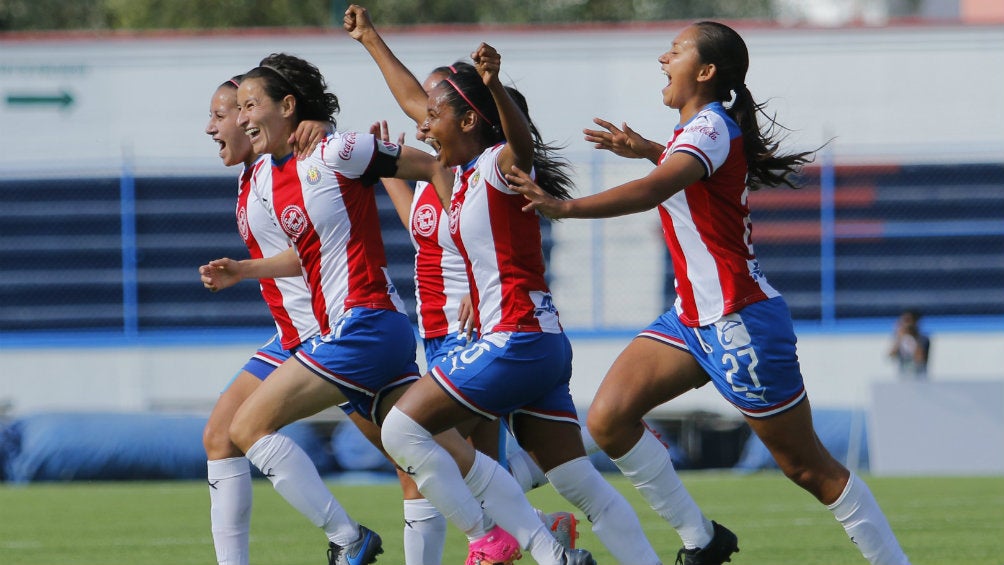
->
xmin=889 ymin=309 xmax=930 ymax=379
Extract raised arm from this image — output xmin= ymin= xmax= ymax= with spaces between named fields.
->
xmin=472 ymin=43 xmax=533 ymax=177
xmin=344 ymin=4 xmax=428 ymax=124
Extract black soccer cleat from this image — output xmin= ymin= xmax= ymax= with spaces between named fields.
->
xmin=675 ymin=521 xmax=739 ymax=565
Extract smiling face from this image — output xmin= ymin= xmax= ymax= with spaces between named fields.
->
xmin=205 ymin=85 xmax=253 ymax=167
xmin=658 ymin=25 xmax=711 ymax=112
xmin=415 ymin=70 xmax=449 ymax=146
xmin=420 ymin=83 xmax=466 ymax=166
xmin=236 ymin=77 xmax=296 ymax=158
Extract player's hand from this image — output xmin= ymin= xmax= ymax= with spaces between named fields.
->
xmin=507 ymin=165 xmax=567 ymax=219
xmin=369 ymin=120 xmax=406 ymax=146
xmin=471 ymin=43 xmax=501 ymax=87
xmin=457 ymin=294 xmax=476 ymax=342
xmin=584 ymin=118 xmax=652 ymax=160
xmin=199 ymin=258 xmax=243 ymax=292
xmin=290 ymin=120 xmax=332 ymax=161
xmin=343 ymin=4 xmax=375 ymax=41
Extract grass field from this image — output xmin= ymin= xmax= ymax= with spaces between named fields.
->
xmin=1 ymin=472 xmax=1001 ymax=564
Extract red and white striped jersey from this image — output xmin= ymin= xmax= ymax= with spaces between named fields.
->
xmin=658 ymin=102 xmax=778 ymax=327
xmin=448 ymin=144 xmax=561 ymax=334
xmin=250 ymin=131 xmax=406 ymax=335
xmin=235 ymin=157 xmax=318 ymax=349
xmin=409 ymin=181 xmax=469 ymax=338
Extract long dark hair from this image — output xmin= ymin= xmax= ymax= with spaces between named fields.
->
xmin=693 ymin=21 xmax=815 ymax=190
xmin=439 ymin=63 xmax=573 ymax=200
xmin=244 ymin=53 xmax=340 ymax=126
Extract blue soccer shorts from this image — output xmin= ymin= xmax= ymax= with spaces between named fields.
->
xmin=429 ymin=330 xmax=578 ymax=424
xmin=640 ymin=297 xmax=806 ymax=418
xmin=295 ymin=307 xmax=420 ymax=422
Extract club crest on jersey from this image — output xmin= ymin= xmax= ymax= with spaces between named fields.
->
xmin=280 ymin=204 xmax=309 ymax=241
xmin=339 ymin=132 xmax=357 ymax=161
xmin=305 ymin=165 xmax=321 ymax=185
xmin=237 ymin=206 xmax=250 ymax=242
xmin=414 ymin=203 xmax=438 ymax=237
xmin=470 ymin=170 xmax=481 ymax=186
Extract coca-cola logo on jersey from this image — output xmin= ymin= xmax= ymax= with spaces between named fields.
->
xmin=413 ymin=204 xmax=438 ymax=238
xmin=685 ymin=124 xmax=719 ymax=140
xmin=280 ymin=204 xmax=309 ymax=241
xmin=339 ymin=132 xmax=357 ymax=161
xmin=237 ymin=206 xmax=249 ymax=242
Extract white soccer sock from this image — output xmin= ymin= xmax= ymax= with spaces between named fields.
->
xmin=547 ymin=456 xmax=661 ymax=565
xmin=828 ymin=473 xmax=911 ymax=565
xmin=208 ymin=457 xmax=252 ymax=565
xmin=507 ymin=446 xmax=549 ymax=492
xmin=464 ymin=450 xmax=564 ymax=565
xmin=612 ymin=429 xmax=713 ymax=549
xmin=403 ymin=498 xmax=447 ymax=565
xmin=380 ymin=408 xmax=489 ymax=539
xmin=244 ymin=433 xmax=359 ymax=546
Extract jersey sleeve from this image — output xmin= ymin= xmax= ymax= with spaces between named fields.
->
xmin=481 ymin=143 xmax=533 ymax=194
xmin=669 ymin=112 xmax=732 ymax=178
xmin=321 ymin=131 xmax=402 ymax=185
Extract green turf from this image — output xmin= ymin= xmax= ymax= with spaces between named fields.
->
xmin=1 ymin=472 xmax=1001 ymax=564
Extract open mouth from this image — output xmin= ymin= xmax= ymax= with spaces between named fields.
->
xmin=425 ymin=136 xmax=442 ymax=154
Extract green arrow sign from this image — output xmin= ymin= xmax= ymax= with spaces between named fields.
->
xmin=6 ymin=91 xmax=74 ymax=109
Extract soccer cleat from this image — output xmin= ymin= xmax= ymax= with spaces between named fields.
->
xmin=466 ymin=524 xmax=522 ymax=565
xmin=546 ymin=511 xmax=579 ymax=549
xmin=675 ymin=521 xmax=739 ymax=565
xmin=562 ymin=548 xmax=597 ymax=565
xmin=327 ymin=525 xmax=384 ymax=565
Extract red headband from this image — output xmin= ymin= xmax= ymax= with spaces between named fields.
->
xmin=444 ymin=77 xmax=494 ymax=127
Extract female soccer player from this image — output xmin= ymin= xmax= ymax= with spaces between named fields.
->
xmin=201 ymin=75 xmax=329 ymax=565
xmin=344 ymin=9 xmax=579 ymax=561
xmin=201 ymin=53 xmax=461 ymax=565
xmin=508 ymin=21 xmax=912 ymax=565
xmin=372 ymin=39 xmax=655 ymax=565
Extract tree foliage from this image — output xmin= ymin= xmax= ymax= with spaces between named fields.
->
xmin=1 ymin=0 xmax=779 ymax=31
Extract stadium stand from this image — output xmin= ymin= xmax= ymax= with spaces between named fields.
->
xmin=664 ymin=163 xmax=1004 ymax=320
xmin=0 ymin=163 xmax=999 ymax=334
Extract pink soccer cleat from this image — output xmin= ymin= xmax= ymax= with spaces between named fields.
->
xmin=466 ymin=524 xmax=522 ymax=565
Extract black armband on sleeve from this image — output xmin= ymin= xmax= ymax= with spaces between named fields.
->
xmin=359 ymin=140 xmax=401 ymax=186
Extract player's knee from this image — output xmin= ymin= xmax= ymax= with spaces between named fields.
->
xmin=227 ymin=413 xmax=263 ymax=454
xmin=381 ymin=406 xmax=431 ymax=470
xmin=585 ymin=400 xmax=624 ymax=451
xmin=202 ymin=421 xmax=236 ymax=458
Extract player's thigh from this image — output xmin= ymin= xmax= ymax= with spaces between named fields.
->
xmin=234 ymin=359 xmax=347 ymax=435
xmin=590 ymin=337 xmax=707 ymax=425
